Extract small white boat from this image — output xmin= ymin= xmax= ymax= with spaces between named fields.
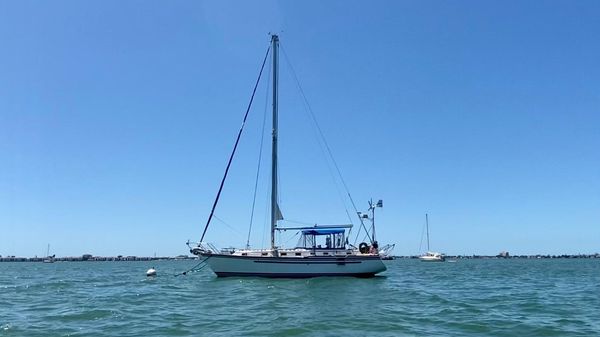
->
xmin=419 ymin=251 xmax=445 ymax=262
xmin=419 ymin=214 xmax=445 ymax=262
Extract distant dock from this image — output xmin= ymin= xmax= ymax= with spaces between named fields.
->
xmin=1 ymin=253 xmax=598 ymax=262
xmin=396 ymin=254 xmax=600 ymax=260
xmin=0 ymin=254 xmax=197 ymax=262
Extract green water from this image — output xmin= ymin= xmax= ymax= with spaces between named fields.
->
xmin=1 ymin=259 xmax=599 ymax=336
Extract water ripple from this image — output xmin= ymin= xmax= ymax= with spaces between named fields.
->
xmin=1 ymin=259 xmax=599 ymax=336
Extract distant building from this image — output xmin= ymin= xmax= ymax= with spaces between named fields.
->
xmin=497 ymin=251 xmax=510 ymax=258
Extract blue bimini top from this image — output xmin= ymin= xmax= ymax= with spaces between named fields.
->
xmin=301 ymin=229 xmax=345 ymax=236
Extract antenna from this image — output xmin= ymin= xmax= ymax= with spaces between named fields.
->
xmin=369 ymin=198 xmax=383 ymax=243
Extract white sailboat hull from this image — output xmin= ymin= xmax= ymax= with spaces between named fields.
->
xmin=192 ymin=37 xmax=390 ymax=279
xmin=200 ymin=254 xmax=387 ymax=278
xmin=419 ymin=252 xmax=445 ymax=262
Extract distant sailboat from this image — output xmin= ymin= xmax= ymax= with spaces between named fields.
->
xmin=419 ymin=214 xmax=445 ymax=262
xmin=43 ymin=244 xmax=55 ymax=263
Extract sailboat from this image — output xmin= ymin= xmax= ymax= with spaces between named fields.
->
xmin=43 ymin=244 xmax=55 ymax=263
xmin=189 ymin=35 xmax=387 ymax=277
xmin=419 ymin=214 xmax=445 ymax=262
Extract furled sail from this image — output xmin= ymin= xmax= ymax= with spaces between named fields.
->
xmin=275 ymin=203 xmax=284 ymax=221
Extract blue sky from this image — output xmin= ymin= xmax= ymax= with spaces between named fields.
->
xmin=1 ymin=1 xmax=598 ymax=257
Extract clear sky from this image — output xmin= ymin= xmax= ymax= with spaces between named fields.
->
xmin=1 ymin=1 xmax=599 ymax=257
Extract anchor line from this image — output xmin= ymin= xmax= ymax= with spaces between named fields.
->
xmin=175 ymin=257 xmax=211 ymax=277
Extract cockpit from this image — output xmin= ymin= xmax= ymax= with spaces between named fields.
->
xmin=297 ymin=228 xmax=347 ymax=249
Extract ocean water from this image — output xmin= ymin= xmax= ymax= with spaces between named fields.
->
xmin=1 ymin=259 xmax=599 ymax=337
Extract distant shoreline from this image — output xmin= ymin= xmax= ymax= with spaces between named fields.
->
xmin=0 ymin=254 xmax=195 ymax=262
xmin=399 ymin=254 xmax=600 ymax=260
xmin=1 ymin=253 xmax=598 ymax=262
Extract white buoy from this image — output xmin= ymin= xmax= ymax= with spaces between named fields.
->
xmin=146 ymin=267 xmax=157 ymax=277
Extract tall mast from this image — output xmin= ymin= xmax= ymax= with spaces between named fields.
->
xmin=270 ymin=34 xmax=279 ymax=251
xmin=426 ymin=213 xmax=430 ymax=251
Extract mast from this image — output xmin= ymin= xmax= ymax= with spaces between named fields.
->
xmin=368 ymin=199 xmax=382 ymax=244
xmin=371 ymin=199 xmax=376 ymax=243
xmin=425 ymin=213 xmax=430 ymax=251
xmin=270 ymin=34 xmax=279 ymax=251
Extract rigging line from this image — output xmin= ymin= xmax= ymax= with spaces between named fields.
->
xmin=352 ymin=199 xmax=373 ymax=244
xmin=361 ymin=232 xmax=371 ymax=245
xmin=354 ymin=219 xmax=363 ymax=245
xmin=278 ymin=44 xmax=352 ymax=226
xmin=246 ymin=51 xmax=272 ymax=249
xmin=213 ymin=214 xmax=244 ymax=239
xmin=280 ymin=44 xmax=372 ymax=243
xmin=313 ymin=130 xmax=355 ymax=227
xmin=260 ymin=191 xmax=270 ymax=249
xmin=199 ymin=45 xmax=271 ymax=243
xmin=292 ymin=83 xmax=352 ymax=227
xmin=291 ymin=73 xmax=354 ymax=228
xmin=281 ymin=218 xmax=313 ymax=226
xmin=282 ymin=231 xmax=300 ymax=245
xmin=279 ymin=44 xmax=352 ymax=199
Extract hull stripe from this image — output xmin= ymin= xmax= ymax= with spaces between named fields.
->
xmin=253 ymin=260 xmax=361 ymax=264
